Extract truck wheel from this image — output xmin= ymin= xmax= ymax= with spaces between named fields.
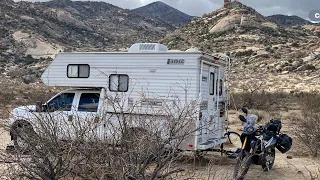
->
xmin=11 ymin=121 xmax=36 ymax=153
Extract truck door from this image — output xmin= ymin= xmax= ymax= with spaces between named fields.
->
xmin=73 ymin=91 xmax=103 ymax=140
xmin=44 ymin=92 xmax=78 ymax=139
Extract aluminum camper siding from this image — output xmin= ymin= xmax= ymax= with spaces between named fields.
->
xmin=41 ymin=52 xmax=205 ymax=100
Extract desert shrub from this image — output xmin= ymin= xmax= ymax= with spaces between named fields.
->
xmin=234 ymin=50 xmax=254 ymax=57
xmin=14 ymin=55 xmax=39 ymax=65
xmin=292 ymin=111 xmax=320 ymax=157
xmin=290 ymin=92 xmax=320 ymax=157
xmin=230 ymin=91 xmax=289 ymax=111
xmin=265 ymin=46 xmax=271 ymax=52
xmin=296 ymin=92 xmax=320 ymax=113
xmin=291 ymin=41 xmax=300 ymax=47
xmin=292 ymin=51 xmax=308 ymax=58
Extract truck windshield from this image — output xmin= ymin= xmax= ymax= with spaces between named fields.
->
xmin=47 ymin=93 xmax=75 ymax=111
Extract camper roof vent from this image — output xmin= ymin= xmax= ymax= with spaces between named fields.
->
xmin=128 ymin=43 xmax=168 ymax=53
xmin=186 ymin=47 xmax=200 ymax=52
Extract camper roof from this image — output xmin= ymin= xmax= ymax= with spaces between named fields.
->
xmin=57 ymin=43 xmax=228 ymax=62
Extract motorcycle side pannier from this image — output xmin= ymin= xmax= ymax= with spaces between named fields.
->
xmin=276 ymin=134 xmax=292 ymax=153
xmin=266 ymin=119 xmax=282 ymax=134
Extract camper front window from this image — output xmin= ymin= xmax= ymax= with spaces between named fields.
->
xmin=67 ymin=64 xmax=90 ymax=78
xmin=109 ymin=74 xmax=129 ymax=92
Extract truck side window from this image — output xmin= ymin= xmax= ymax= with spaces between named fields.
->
xmin=109 ymin=74 xmax=129 ymax=92
xmin=47 ymin=93 xmax=75 ymax=111
xmin=209 ymin=73 xmax=215 ymax=95
xmin=78 ymin=93 xmax=100 ymax=112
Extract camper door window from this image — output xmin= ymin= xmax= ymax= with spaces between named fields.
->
xmin=219 ymin=79 xmax=223 ymax=96
xmin=109 ymin=74 xmax=129 ymax=92
xmin=209 ymin=73 xmax=215 ymax=95
xmin=67 ymin=64 xmax=90 ymax=78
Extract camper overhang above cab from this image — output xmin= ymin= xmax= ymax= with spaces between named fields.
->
xmin=41 ymin=43 xmax=229 ymax=88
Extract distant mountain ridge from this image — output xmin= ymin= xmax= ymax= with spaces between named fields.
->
xmin=0 ymin=0 xmax=176 ymax=83
xmin=161 ymin=1 xmax=320 ymax=92
xmin=267 ymin=14 xmax=319 ymax=26
xmin=132 ymin=1 xmax=193 ymax=28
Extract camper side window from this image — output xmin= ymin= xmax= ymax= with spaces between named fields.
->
xmin=109 ymin=74 xmax=129 ymax=92
xmin=67 ymin=64 xmax=90 ymax=78
xmin=209 ymin=73 xmax=215 ymax=95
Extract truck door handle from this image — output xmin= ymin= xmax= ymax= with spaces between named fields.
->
xmin=94 ymin=116 xmax=99 ymax=123
xmin=68 ymin=115 xmax=73 ymax=122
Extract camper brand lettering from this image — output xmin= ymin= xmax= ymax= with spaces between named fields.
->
xmin=167 ymin=59 xmax=185 ymax=65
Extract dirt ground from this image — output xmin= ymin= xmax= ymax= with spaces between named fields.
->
xmin=0 ymin=110 xmax=319 ymax=180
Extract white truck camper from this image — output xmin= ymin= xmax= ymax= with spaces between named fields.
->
xmin=9 ymin=43 xmax=231 ymax=151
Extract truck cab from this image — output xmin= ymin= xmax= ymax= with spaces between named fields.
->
xmin=9 ymin=88 xmax=104 ymax=148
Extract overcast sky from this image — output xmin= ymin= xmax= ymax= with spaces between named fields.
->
xmin=18 ymin=0 xmax=319 ymax=20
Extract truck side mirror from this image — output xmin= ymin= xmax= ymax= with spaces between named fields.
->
xmin=35 ymin=101 xmax=43 ymax=112
xmin=42 ymin=104 xmax=49 ymax=112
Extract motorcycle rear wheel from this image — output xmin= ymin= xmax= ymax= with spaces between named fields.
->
xmin=262 ymin=149 xmax=275 ymax=171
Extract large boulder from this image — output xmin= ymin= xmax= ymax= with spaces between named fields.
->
xmin=209 ymin=15 xmax=241 ymax=34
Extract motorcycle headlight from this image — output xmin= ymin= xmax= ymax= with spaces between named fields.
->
xmin=245 ymin=126 xmax=254 ymax=133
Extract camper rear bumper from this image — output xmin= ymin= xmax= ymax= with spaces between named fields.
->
xmin=197 ymin=137 xmax=227 ymax=150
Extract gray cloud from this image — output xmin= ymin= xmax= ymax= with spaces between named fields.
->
xmin=16 ymin=0 xmax=320 ymax=19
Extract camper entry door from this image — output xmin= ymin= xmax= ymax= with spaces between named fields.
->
xmin=199 ymin=65 xmax=209 ymax=144
xmin=207 ymin=66 xmax=219 ymax=139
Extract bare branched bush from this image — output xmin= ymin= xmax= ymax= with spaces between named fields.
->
xmin=231 ymin=91 xmax=289 ymax=111
xmin=292 ymin=112 xmax=320 ymax=157
xmin=0 ymin=85 xmax=224 ymax=179
xmin=291 ymin=92 xmax=320 ymax=157
xmin=230 ymin=81 xmax=290 ymax=111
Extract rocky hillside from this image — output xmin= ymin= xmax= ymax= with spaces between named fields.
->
xmin=161 ymin=1 xmax=320 ymax=93
xmin=0 ymin=0 xmax=175 ymax=84
xmin=132 ymin=1 xmax=193 ymax=28
xmin=267 ymin=15 xmax=317 ymax=26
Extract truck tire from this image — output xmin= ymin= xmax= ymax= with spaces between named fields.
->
xmin=11 ymin=121 xmax=36 ymax=153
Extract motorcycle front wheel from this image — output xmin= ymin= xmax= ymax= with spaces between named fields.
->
xmin=233 ymin=150 xmax=253 ymax=180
